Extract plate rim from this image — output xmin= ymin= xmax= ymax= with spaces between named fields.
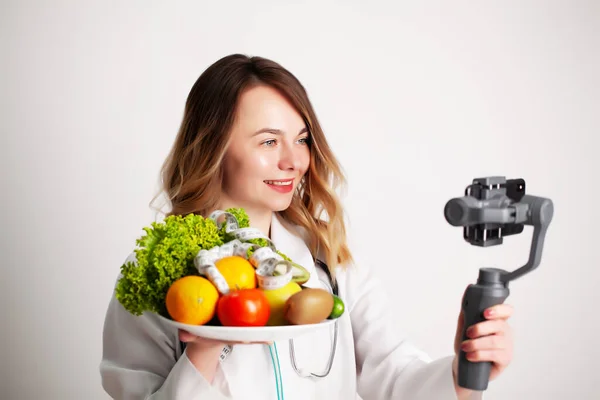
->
xmin=156 ymin=313 xmax=337 ymax=340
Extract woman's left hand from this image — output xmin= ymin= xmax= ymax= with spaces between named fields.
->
xmin=452 ymin=291 xmax=514 ymax=395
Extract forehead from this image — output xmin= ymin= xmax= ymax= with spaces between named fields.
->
xmin=233 ymin=85 xmax=305 ymax=132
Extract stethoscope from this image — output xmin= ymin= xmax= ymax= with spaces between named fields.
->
xmin=267 ymin=258 xmax=339 ymax=399
xmin=178 ymin=258 xmax=340 ymax=398
xmin=288 ymin=258 xmax=339 ymax=379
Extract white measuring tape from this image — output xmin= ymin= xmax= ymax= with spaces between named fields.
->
xmin=193 ymin=210 xmax=295 ymax=294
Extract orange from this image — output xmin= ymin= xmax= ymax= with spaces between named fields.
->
xmin=215 ymin=256 xmax=257 ymax=290
xmin=165 ymin=275 xmax=219 ymax=325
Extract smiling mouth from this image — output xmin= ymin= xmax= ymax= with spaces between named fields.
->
xmin=264 ymin=179 xmax=293 ymax=186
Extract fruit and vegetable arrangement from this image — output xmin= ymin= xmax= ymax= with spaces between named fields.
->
xmin=115 ymin=208 xmax=345 ymax=328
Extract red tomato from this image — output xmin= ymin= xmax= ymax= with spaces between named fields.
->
xmin=217 ymin=288 xmax=270 ymax=327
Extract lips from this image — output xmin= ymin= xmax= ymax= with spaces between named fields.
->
xmin=263 ymin=179 xmax=293 ymax=186
xmin=264 ymin=179 xmax=294 ymax=193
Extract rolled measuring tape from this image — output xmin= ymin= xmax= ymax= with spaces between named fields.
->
xmin=193 ymin=211 xmax=295 ymax=295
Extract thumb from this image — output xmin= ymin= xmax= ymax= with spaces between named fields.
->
xmin=178 ymin=329 xmax=197 ymax=343
xmin=454 ymin=308 xmax=465 ymax=354
xmin=454 ymin=286 xmax=468 ymax=354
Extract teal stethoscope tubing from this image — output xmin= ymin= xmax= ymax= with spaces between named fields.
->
xmin=269 ymin=259 xmax=339 ymax=398
xmin=269 ymin=342 xmax=285 ymax=400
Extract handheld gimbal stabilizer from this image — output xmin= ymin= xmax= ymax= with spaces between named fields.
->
xmin=444 ymin=176 xmax=554 ymax=391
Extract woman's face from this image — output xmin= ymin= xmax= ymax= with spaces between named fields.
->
xmin=220 ymin=85 xmax=311 ymax=216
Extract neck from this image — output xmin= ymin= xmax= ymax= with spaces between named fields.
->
xmin=245 ymin=209 xmax=272 ymax=238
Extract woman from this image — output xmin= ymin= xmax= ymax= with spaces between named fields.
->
xmin=100 ymin=54 xmax=514 ymax=399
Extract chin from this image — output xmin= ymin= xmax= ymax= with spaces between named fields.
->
xmin=265 ymin=198 xmax=294 ymax=212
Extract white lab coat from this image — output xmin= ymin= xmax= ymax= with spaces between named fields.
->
xmin=100 ymin=213 xmax=462 ymax=399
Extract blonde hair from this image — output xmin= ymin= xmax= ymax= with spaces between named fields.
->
xmin=151 ymin=54 xmax=353 ymax=275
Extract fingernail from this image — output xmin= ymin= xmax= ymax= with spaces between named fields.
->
xmin=466 ymin=327 xmax=474 ymax=337
xmin=485 ymin=308 xmax=495 ymax=317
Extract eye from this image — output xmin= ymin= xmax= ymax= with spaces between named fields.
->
xmin=297 ymin=136 xmax=311 ymax=145
xmin=262 ymin=139 xmax=277 ymax=147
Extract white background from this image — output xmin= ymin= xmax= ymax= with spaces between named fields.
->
xmin=2 ymin=1 xmax=599 ymax=399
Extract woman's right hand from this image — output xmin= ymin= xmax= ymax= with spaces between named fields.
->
xmin=179 ymin=329 xmax=228 ymax=351
xmin=179 ymin=329 xmax=273 ymax=347
xmin=179 ymin=329 xmax=272 ymax=382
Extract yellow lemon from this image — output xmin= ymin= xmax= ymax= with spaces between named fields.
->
xmin=260 ymin=281 xmax=302 ymax=326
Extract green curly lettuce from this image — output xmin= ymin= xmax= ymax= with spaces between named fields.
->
xmin=116 ymin=213 xmax=224 ymax=317
xmin=217 ymin=207 xmax=250 ymax=242
xmin=225 ymin=208 xmax=250 ymax=229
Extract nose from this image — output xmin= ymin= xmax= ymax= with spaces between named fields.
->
xmin=278 ymin=141 xmax=301 ymax=171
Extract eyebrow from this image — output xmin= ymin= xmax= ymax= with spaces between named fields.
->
xmin=252 ymin=127 xmax=309 ymax=136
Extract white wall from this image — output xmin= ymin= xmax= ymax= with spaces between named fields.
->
xmin=2 ymin=1 xmax=598 ymax=399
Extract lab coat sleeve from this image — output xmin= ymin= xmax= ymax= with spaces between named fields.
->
xmin=99 ymin=255 xmax=232 ymax=400
xmin=346 ymin=262 xmax=479 ymax=400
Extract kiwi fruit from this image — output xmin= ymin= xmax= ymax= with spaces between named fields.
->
xmin=290 ymin=263 xmax=310 ymax=284
xmin=283 ymin=288 xmax=334 ymax=325
xmin=272 ymin=262 xmax=310 ymax=285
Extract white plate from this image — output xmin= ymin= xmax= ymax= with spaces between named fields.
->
xmin=158 ymin=315 xmax=337 ymax=342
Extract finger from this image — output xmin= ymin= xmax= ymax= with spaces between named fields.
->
xmin=179 ymin=330 xmax=198 ymax=343
xmin=179 ymin=330 xmax=226 ymax=347
xmin=465 ymin=349 xmax=510 ymax=365
xmin=461 ymin=334 xmax=509 ymax=352
xmin=484 ymin=304 xmax=514 ymax=320
xmin=456 ymin=308 xmax=465 ymax=331
xmin=466 ymin=319 xmax=510 ymax=338
xmin=460 ymin=285 xmax=469 ymax=302
xmin=454 ymin=310 xmax=465 ymax=354
xmin=226 ymin=341 xmax=273 ymax=346
xmin=224 ymin=341 xmax=247 ymax=346
xmin=454 ymin=289 xmax=470 ymax=354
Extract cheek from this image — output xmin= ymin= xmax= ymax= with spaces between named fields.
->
xmin=256 ymin=153 xmax=271 ymax=170
xmin=222 ymin=153 xmax=248 ymax=190
xmin=300 ymin=151 xmax=311 ymax=174
xmin=226 ymin=151 xmax=272 ymax=186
